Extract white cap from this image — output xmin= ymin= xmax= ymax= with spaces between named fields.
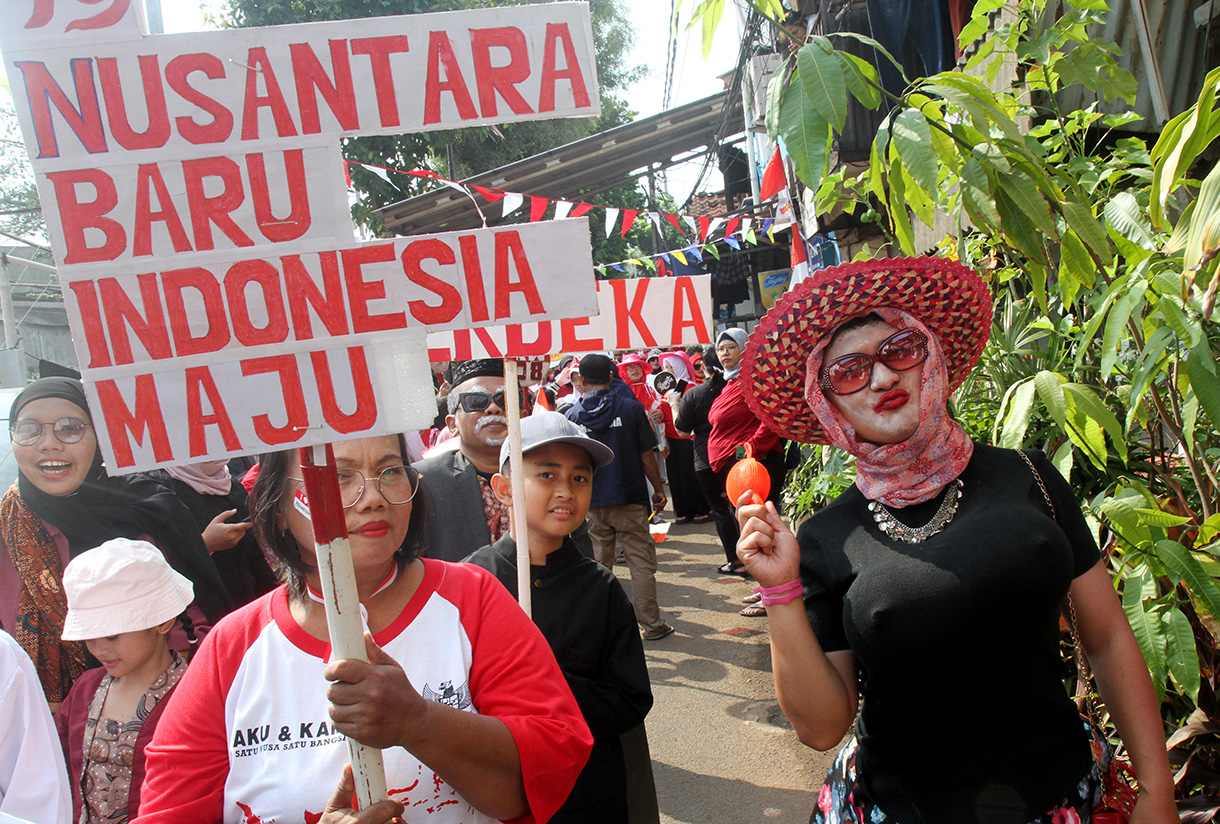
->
xmin=61 ymin=538 xmax=194 ymax=641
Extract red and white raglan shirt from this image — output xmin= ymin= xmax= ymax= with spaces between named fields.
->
xmin=133 ymin=561 xmax=593 ymax=824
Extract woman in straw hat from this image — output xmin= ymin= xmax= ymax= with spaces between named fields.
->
xmin=734 ymin=257 xmax=1176 ymax=824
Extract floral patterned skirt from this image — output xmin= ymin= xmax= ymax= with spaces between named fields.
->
xmin=810 ymin=733 xmax=1103 ymax=824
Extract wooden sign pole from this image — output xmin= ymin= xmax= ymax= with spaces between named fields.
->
xmin=502 ymin=359 xmax=531 ymax=618
xmin=298 ymin=443 xmax=390 ymax=809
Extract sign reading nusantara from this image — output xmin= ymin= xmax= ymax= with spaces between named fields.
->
xmin=1 ymin=0 xmax=602 ymax=472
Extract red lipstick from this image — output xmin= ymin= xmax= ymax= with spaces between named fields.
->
xmin=352 ymin=520 xmax=390 ymax=538
xmin=874 ymin=390 xmax=909 ymax=413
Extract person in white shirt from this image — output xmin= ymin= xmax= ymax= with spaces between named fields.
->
xmin=0 ymin=628 xmax=72 ymax=824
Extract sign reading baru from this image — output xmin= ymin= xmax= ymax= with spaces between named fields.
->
xmin=1 ymin=0 xmax=601 ymax=472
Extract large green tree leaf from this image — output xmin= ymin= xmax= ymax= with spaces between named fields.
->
xmin=1151 ymin=67 xmax=1220 ymax=228
xmin=1063 ymin=383 xmax=1127 ymax=464
xmin=1156 ymin=540 xmax=1220 ymax=620
xmin=891 ymin=109 xmax=937 ymax=193
xmin=796 ymin=39 xmax=848 ymax=132
xmin=778 ymin=82 xmax=830 ymax=190
xmin=1060 ymin=200 xmax=1112 ymax=263
xmin=998 ymin=167 xmax=1058 ymax=238
xmin=1057 ymin=229 xmax=1094 ymax=305
xmin=997 ymin=378 xmax=1037 ymax=448
xmin=959 ymin=157 xmax=1001 ymax=233
xmin=834 ymin=51 xmax=882 ymax=110
xmin=1122 ymin=566 xmax=1167 ymax=700
xmin=1185 ymin=341 xmax=1220 ymax=433
xmin=1165 ymin=605 xmax=1201 ymax=703
xmin=1104 ymin=191 xmax=1157 ymax=250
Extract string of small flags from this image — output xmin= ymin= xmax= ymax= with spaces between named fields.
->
xmin=343 ymin=159 xmax=797 ymax=251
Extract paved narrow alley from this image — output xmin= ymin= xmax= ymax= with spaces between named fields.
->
xmin=608 ymin=517 xmax=837 ymax=824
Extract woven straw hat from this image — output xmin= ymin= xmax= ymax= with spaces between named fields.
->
xmin=741 ymin=256 xmax=992 ymax=444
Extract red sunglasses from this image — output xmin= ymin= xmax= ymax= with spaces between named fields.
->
xmin=819 ymin=328 xmax=929 ymax=395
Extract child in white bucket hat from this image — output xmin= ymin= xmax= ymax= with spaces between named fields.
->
xmin=54 ymin=538 xmax=193 ymax=824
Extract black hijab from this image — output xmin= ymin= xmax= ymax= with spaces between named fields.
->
xmin=11 ymin=378 xmax=234 ymax=624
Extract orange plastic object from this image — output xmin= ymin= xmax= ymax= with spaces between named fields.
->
xmin=725 ymin=444 xmax=770 ymax=506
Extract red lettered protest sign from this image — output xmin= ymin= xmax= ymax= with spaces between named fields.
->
xmin=427 ymin=274 xmax=713 ymax=359
xmin=1 ymin=0 xmax=601 ymax=472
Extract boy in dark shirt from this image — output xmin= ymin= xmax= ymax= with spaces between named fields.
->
xmin=464 ymin=412 xmax=654 ymax=824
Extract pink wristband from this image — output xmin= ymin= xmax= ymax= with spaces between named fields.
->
xmin=754 ymin=579 xmax=803 ymax=605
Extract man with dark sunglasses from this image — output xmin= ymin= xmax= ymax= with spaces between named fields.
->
xmin=415 ymin=360 xmax=515 ymax=563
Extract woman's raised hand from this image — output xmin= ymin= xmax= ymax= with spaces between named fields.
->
xmin=734 ymin=493 xmax=800 ymax=588
xmin=319 ymin=764 xmax=405 ymax=824
xmin=325 ymin=632 xmax=427 ymax=751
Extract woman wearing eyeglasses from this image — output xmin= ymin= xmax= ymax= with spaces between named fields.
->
xmin=707 ymin=328 xmax=791 ymax=577
xmin=734 ymin=258 xmax=1176 ymax=824
xmin=0 ymin=377 xmax=230 ymax=709
xmin=134 ymin=433 xmax=592 ymax=824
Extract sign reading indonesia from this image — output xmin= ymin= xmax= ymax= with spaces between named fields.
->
xmin=1 ymin=0 xmax=602 ymax=472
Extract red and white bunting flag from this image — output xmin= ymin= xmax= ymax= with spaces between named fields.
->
xmin=529 ymin=196 xmax=549 ymax=222
xmin=471 ymin=185 xmax=507 ymax=202
xmin=553 ymin=201 xmax=574 ymax=220
xmin=502 ymin=193 xmax=524 ymax=218
xmin=789 ymin=222 xmax=811 ymax=289
xmin=698 ymin=216 xmax=712 ymax=241
xmin=365 ymin=165 xmax=393 ymax=185
xmin=571 ymin=202 xmax=595 ymax=218
xmin=620 ymin=209 xmax=639 ymax=237
xmin=664 ymin=213 xmax=687 ymax=234
xmin=604 ymin=207 xmax=620 ymax=237
xmin=648 ymin=212 xmax=665 ymax=232
xmin=741 ymin=218 xmax=754 ymax=236
xmin=682 ymin=215 xmax=699 ymax=237
xmin=724 ymin=217 xmax=740 ymax=237
xmin=760 ymin=147 xmax=788 ymax=202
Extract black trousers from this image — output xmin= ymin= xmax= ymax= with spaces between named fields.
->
xmin=665 ymin=438 xmax=709 ymax=519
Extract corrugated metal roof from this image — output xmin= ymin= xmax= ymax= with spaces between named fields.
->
xmin=377 ymin=92 xmax=742 ymax=236
xmin=1055 ymin=0 xmax=1209 ymax=127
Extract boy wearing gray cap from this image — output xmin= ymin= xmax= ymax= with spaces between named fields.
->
xmin=465 ymin=412 xmax=654 ymax=824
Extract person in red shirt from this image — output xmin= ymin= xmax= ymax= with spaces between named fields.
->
xmin=707 ymin=329 xmax=790 ymax=575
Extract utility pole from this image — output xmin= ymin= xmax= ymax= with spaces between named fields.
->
xmin=0 ymin=252 xmax=24 ymax=387
xmin=146 ymin=0 xmax=163 ymax=34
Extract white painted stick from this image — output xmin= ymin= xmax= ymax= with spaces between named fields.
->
xmin=301 ymin=444 xmax=389 ymax=810
xmin=503 ymin=359 xmax=531 ymax=617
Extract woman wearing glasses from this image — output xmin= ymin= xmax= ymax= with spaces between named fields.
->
xmin=707 ymin=328 xmax=791 ymax=577
xmin=0 ymin=377 xmax=229 ymax=708
xmin=135 ymin=433 xmax=592 ymax=824
xmin=734 ymin=258 xmax=1176 ymax=823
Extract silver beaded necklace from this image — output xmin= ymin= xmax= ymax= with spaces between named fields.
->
xmin=867 ymin=479 xmax=964 ymax=543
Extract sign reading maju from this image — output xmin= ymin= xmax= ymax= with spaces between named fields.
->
xmin=1 ymin=0 xmax=602 ymax=472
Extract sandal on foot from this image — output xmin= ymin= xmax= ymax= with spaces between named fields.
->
xmin=691 ymin=514 xmax=713 ymax=524
xmin=717 ymin=563 xmax=748 ymax=577
xmin=741 ymin=592 xmax=762 ymax=605
xmin=643 ymin=624 xmax=675 ymax=641
xmin=740 ymin=602 xmax=767 ymax=617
